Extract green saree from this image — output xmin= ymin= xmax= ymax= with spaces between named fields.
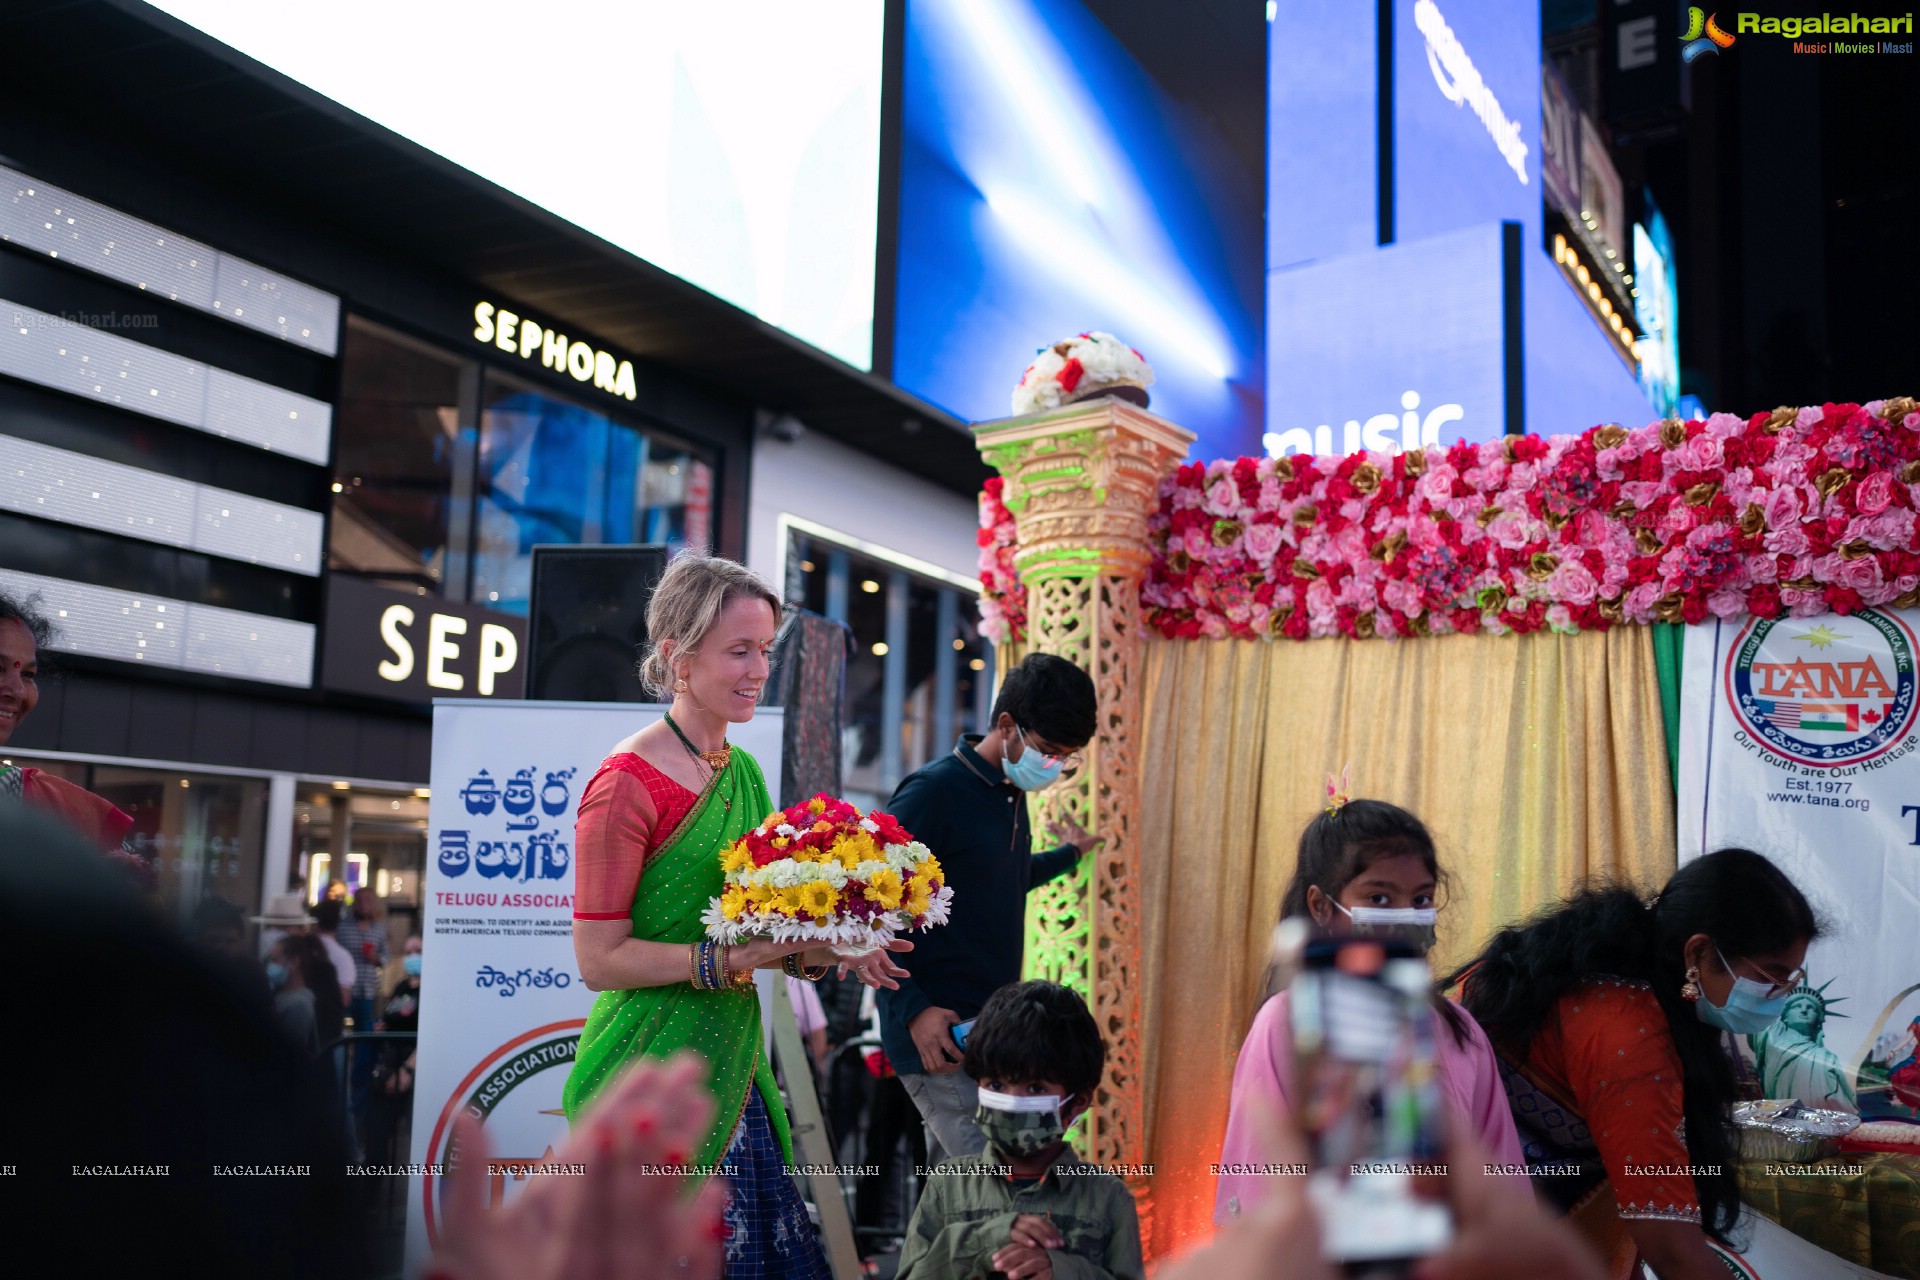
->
xmin=561 ymin=747 xmax=793 ymax=1169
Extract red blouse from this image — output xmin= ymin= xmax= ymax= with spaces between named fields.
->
xmin=1518 ymin=979 xmax=1701 ymax=1224
xmin=571 ymin=753 xmax=699 ymax=921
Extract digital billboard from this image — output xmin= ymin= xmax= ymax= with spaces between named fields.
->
xmin=1634 ymin=201 xmax=1681 ymax=419
xmin=148 ymin=0 xmax=885 ymax=370
xmin=1269 ymin=0 xmax=1380 ymax=269
xmin=892 ymin=0 xmax=1263 ymax=460
xmin=1394 ymin=0 xmax=1541 ymax=244
xmin=1265 ymin=225 xmax=1510 ymax=458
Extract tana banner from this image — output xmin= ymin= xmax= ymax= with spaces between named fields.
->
xmin=1678 ymin=610 xmax=1920 ymax=1118
xmin=402 ymin=699 xmax=783 ymax=1276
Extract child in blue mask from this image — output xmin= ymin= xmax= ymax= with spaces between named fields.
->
xmin=896 ymin=980 xmax=1143 ymax=1280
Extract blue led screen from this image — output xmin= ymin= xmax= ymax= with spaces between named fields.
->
xmin=1266 ymin=225 xmax=1509 ymax=458
xmin=1269 ymin=0 xmax=1379 ymax=270
xmin=1524 ymin=257 xmax=1657 ymax=437
xmin=892 ymin=0 xmax=1264 ymax=461
xmin=1394 ymin=0 xmax=1542 ymax=245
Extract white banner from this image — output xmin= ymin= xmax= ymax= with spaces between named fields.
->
xmin=402 ymin=699 xmax=783 ymax=1276
xmin=1678 ymin=610 xmax=1920 ymax=1119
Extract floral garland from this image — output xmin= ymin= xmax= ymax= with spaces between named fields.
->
xmin=978 ymin=398 xmax=1920 ymax=643
xmin=977 ymin=476 xmax=1026 ymax=646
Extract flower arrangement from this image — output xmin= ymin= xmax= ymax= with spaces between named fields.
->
xmin=702 ymin=793 xmax=953 ymax=955
xmin=1011 ymin=331 xmax=1155 ymax=416
xmin=977 ymin=477 xmax=1026 ymax=647
xmin=979 ymin=397 xmax=1920 ymax=643
xmin=1145 ymin=399 xmax=1920 ymax=640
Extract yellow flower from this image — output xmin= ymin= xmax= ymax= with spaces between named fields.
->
xmin=796 ymin=881 xmax=840 ymax=919
xmin=812 ymin=819 xmax=834 ymax=834
xmin=808 ymin=798 xmax=828 ymax=816
xmin=771 ymin=836 xmax=791 ymax=851
xmin=917 ymin=854 xmax=943 ymax=883
xmin=745 ymin=881 xmax=777 ymax=912
xmin=770 ymin=885 xmax=806 ymax=918
xmin=830 ymin=831 xmax=879 ymax=870
xmin=862 ymin=868 xmax=904 ymax=910
xmin=720 ymin=841 xmax=754 ymax=875
xmin=904 ymin=874 xmax=932 ymax=918
xmin=720 ymin=884 xmax=748 ymax=921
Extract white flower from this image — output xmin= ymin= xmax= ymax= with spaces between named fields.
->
xmin=859 ymin=818 xmax=880 ymax=834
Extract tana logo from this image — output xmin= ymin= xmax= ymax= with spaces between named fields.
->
xmin=420 ymin=1020 xmax=584 ymax=1246
xmin=1682 ymin=8 xmax=1738 ymax=62
xmin=1725 ymin=614 xmax=1920 ymax=767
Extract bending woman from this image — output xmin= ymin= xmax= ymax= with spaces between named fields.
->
xmin=1449 ymin=848 xmax=1816 ymax=1280
xmin=563 ymin=553 xmax=910 ymax=1280
xmin=1215 ymin=798 xmax=1526 ymax=1222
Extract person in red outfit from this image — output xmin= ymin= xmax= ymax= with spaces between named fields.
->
xmin=0 ymin=590 xmax=133 ymax=852
xmin=1449 ymin=850 xmax=1817 ymax=1280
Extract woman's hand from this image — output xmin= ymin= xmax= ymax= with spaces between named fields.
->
xmin=430 ymin=1051 xmax=728 ymax=1280
xmin=836 ymin=938 xmax=913 ymax=990
xmin=726 ymin=938 xmax=809 ymax=972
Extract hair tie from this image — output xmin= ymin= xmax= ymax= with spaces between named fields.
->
xmin=1324 ymin=764 xmax=1352 ymax=816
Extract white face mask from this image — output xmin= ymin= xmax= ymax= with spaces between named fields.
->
xmin=1333 ymin=901 xmax=1439 ymax=951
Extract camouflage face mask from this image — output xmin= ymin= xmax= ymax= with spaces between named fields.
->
xmin=975 ymin=1087 xmax=1067 ymax=1159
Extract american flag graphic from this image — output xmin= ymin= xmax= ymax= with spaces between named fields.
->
xmin=1756 ymin=699 xmax=1803 ymax=730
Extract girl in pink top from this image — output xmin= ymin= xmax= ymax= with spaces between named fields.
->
xmin=1214 ymin=797 xmax=1527 ymax=1223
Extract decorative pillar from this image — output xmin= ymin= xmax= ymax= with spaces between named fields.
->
xmin=973 ymin=399 xmax=1193 ymax=1190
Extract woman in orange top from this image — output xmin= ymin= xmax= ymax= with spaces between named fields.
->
xmin=1448 ymin=849 xmax=1817 ymax=1280
xmin=0 ymin=591 xmax=133 ymax=851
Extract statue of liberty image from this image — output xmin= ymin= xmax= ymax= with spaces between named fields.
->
xmin=1751 ymin=978 xmax=1855 ymax=1108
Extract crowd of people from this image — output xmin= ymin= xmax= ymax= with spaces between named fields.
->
xmin=3 ymin=557 xmax=1839 ymax=1280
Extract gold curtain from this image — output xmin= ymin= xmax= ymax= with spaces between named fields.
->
xmin=1133 ymin=626 xmax=1676 ymax=1259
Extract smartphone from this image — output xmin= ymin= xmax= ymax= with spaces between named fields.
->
xmin=951 ymin=1018 xmax=976 ymax=1048
xmin=1272 ymin=919 xmax=1451 ymax=1278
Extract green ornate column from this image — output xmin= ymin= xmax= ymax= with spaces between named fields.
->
xmin=973 ymin=398 xmax=1193 ymax=1186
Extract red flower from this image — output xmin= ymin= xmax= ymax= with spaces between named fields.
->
xmin=1057 ymin=358 xmax=1085 ymax=394
xmin=1746 ymin=586 xmax=1783 ymax=619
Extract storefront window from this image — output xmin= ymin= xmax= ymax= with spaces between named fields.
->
xmin=330 ymin=318 xmax=472 ymax=594
xmin=787 ymin=532 xmax=989 ymax=806
xmin=473 ymin=374 xmax=712 ymax=612
xmin=87 ymin=765 xmax=267 ymax=928
xmin=294 ymin=786 xmax=426 ymax=950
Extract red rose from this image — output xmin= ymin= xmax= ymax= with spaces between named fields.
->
xmin=1823 ymin=586 xmax=1865 ymax=614
xmin=1056 ymin=358 xmax=1085 ymax=393
xmin=1746 ymin=586 xmax=1783 ymax=618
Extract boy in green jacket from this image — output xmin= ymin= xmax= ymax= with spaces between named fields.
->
xmin=896 ymin=981 xmax=1144 ymax=1280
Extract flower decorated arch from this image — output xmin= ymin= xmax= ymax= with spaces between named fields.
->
xmin=981 ymin=398 xmax=1920 ymax=645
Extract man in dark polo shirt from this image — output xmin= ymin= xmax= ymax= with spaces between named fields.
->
xmin=878 ymin=652 xmax=1102 ymax=1162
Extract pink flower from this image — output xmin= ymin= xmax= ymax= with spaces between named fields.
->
xmin=1621 ymin=480 xmax=1666 ymax=510
xmin=1680 ymin=435 xmax=1725 ymax=472
xmin=1182 ymin=526 xmax=1211 ymax=558
xmin=1782 ymin=587 xmax=1827 ymax=617
xmin=1548 ymin=560 xmax=1599 ymax=607
xmin=1857 ymin=508 xmax=1916 ymax=550
xmin=1488 ymin=514 xmax=1533 ymax=550
xmin=1836 ymin=555 xmax=1886 ymax=597
xmin=1244 ymin=521 xmax=1285 ymax=563
xmin=1762 ymin=486 xmax=1800 ymax=530
xmin=1382 ymin=578 xmax=1424 ymax=616
xmin=1545 ymin=603 xmax=1574 ymax=632
xmin=1856 ymin=470 xmax=1895 ymax=515
xmin=1707 ymin=588 xmax=1748 ymax=618
xmin=1764 ymin=524 xmax=1811 ymax=558
xmin=1206 ymin=477 xmax=1242 ymax=515
xmin=1624 ymin=582 xmax=1662 ymax=621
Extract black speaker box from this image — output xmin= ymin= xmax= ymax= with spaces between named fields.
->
xmin=526 ymin=544 xmax=670 ymax=702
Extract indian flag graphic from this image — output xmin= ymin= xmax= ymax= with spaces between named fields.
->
xmin=1798 ymin=703 xmax=1859 ymax=732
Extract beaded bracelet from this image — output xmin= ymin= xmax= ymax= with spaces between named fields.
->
xmin=726 ymin=946 xmax=755 ymax=991
xmin=782 ymin=954 xmax=829 ymax=982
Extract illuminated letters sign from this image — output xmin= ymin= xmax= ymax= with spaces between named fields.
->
xmin=322 ymin=577 xmax=527 ymax=703
xmin=472 ymin=301 xmax=638 ymax=402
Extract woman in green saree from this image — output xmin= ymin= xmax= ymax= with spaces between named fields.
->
xmin=565 ymin=554 xmax=910 ymax=1280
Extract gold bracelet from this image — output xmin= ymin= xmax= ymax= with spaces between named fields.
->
xmin=689 ymin=942 xmax=703 ymax=991
xmin=728 ymin=945 xmax=756 ymax=991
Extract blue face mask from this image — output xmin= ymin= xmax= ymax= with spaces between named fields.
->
xmin=402 ymin=954 xmax=422 ymax=978
xmin=1001 ymin=726 xmax=1067 ymax=792
xmin=1695 ymin=944 xmax=1791 ymax=1036
xmin=265 ymin=961 xmax=290 ymax=990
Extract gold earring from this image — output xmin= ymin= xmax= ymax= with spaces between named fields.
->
xmin=1680 ymin=966 xmax=1702 ymax=1002
xmin=674 ymin=677 xmax=689 ymax=693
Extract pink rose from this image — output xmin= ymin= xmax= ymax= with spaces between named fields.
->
xmin=1762 ymin=485 xmax=1801 ymax=530
xmin=1855 ymin=509 xmax=1916 ymax=550
xmin=1244 ymin=521 xmax=1285 ymax=563
xmin=1708 ymin=588 xmax=1748 ymax=618
xmin=1837 ymin=555 xmax=1886 ymax=597
xmin=1621 ymin=480 xmax=1666 ymax=509
xmin=1680 ymin=435 xmax=1725 ymax=472
xmin=1545 ymin=603 xmax=1574 ymax=632
xmin=1704 ymin=412 xmax=1745 ymax=439
xmin=1764 ymin=524 xmax=1812 ymax=558
xmin=1856 ymin=470 xmax=1895 ymax=516
xmin=1488 ymin=514 xmax=1533 ymax=550
xmin=1206 ymin=477 xmax=1241 ymax=515
xmin=1182 ymin=526 xmax=1211 ymax=558
xmin=1782 ymin=588 xmax=1827 ymax=617
xmin=1547 ymin=560 xmax=1599 ymax=607
xmin=1624 ymin=582 xmax=1663 ymax=621
xmin=1416 ymin=467 xmax=1457 ymax=505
